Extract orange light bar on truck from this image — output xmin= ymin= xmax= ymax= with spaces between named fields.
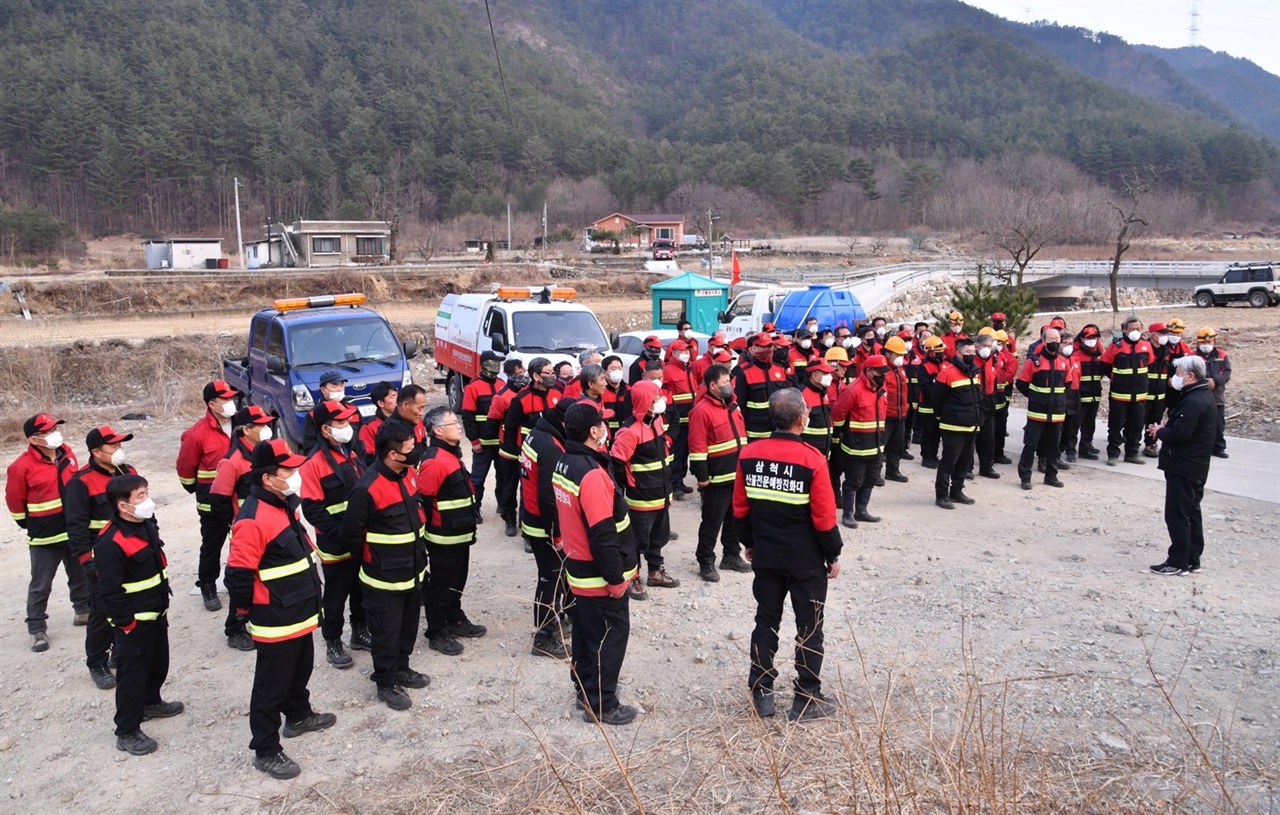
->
xmin=273 ymin=293 xmax=367 ymax=312
xmin=495 ymin=286 xmax=576 ymax=301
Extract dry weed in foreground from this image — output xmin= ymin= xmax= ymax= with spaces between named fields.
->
xmin=247 ymin=618 xmax=1270 ymax=815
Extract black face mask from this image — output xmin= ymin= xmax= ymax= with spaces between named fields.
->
xmin=991 ymin=321 xmax=1005 ymax=331
xmin=538 ymin=374 xmax=556 ymax=389
xmin=960 ymin=353 xmax=976 ymax=366
xmin=867 ymin=374 xmax=885 ymax=389
xmin=717 ymin=384 xmax=734 ymax=401
xmin=395 ymin=447 xmax=423 ymax=467
xmin=1043 ymin=342 xmax=1060 ymax=355
xmin=644 ymin=348 xmax=661 ymax=359
xmin=508 ymin=374 xmax=530 ymax=390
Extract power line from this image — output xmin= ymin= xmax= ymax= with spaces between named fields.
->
xmin=483 ymin=0 xmax=517 ymax=139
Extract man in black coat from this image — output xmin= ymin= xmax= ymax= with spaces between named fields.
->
xmin=1147 ymin=355 xmax=1217 ymax=576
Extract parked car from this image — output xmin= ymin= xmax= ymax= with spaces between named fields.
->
xmin=1194 ymin=262 xmax=1280 ymax=308
xmin=651 ymin=240 xmax=676 ymax=260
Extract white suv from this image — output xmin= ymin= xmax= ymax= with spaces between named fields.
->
xmin=1194 ymin=262 xmax=1280 ymax=308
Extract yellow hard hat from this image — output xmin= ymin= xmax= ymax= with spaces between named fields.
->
xmin=994 ymin=330 xmax=1009 ymax=343
xmin=1196 ymin=326 xmax=1217 ymax=342
xmin=977 ymin=326 xmax=996 ymax=337
xmin=1167 ymin=318 xmax=1185 ymax=334
xmin=883 ymin=336 xmax=908 ymax=354
xmin=948 ymin=311 xmax=963 ymax=323
xmin=824 ymin=347 xmax=849 ymax=362
xmin=923 ymin=336 xmax=946 ymax=351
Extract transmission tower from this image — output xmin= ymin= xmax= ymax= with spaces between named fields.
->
xmin=1188 ymin=0 xmax=1201 ymax=46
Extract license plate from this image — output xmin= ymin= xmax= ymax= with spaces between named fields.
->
xmin=358 ymin=404 xmax=377 ymax=417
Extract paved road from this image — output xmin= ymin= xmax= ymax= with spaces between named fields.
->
xmin=1007 ymin=407 xmax=1278 ymax=504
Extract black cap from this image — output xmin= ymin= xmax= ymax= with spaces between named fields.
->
xmin=85 ymin=425 xmax=134 ymax=449
xmin=23 ymin=413 xmax=65 ymax=438
xmin=319 ymin=371 xmax=347 ymax=387
xmin=203 ymin=380 xmax=239 ymax=403
xmin=251 ymin=439 xmax=306 ymax=470
xmin=232 ymin=405 xmax=275 ymax=428
xmin=564 ymin=402 xmax=606 ymax=437
xmin=480 ymin=350 xmax=505 ymax=364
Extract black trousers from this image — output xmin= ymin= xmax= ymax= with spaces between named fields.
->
xmin=26 ymin=543 xmax=89 ymax=633
xmin=495 ymin=456 xmax=519 ymax=520
xmin=696 ymin=485 xmax=741 ymax=565
xmin=936 ymin=430 xmax=974 ymax=499
xmin=528 ymin=534 xmax=567 ymax=634
xmin=570 ymin=593 xmax=630 ymax=716
xmin=669 ymin=421 xmax=689 ymax=489
xmin=1017 ymin=421 xmax=1062 ymax=481
xmin=630 ymin=507 xmax=671 ymax=570
xmin=1144 ymin=393 xmax=1167 ymax=445
xmin=470 ymin=445 xmax=496 ymax=510
xmin=320 ymin=558 xmax=366 ymax=641
xmin=1060 ymin=410 xmax=1081 ymax=453
xmin=84 ymin=569 xmax=113 ymax=670
xmin=362 ymin=587 xmax=419 ymax=687
xmin=1164 ymin=472 xmax=1206 ymax=569
xmin=249 ymin=634 xmax=315 ymax=756
xmin=975 ymin=410 xmax=995 ymax=472
xmin=113 ymin=619 xmax=169 ymax=735
xmin=1107 ymin=399 xmax=1146 ymax=459
xmin=993 ymin=405 xmax=1010 ymax=458
xmin=884 ymin=418 xmax=907 ymax=475
xmin=904 ymin=406 xmax=917 ymax=447
xmin=424 ymin=544 xmax=471 ymax=638
xmin=1213 ymin=403 xmax=1227 ymax=455
xmin=197 ymin=510 xmax=231 ymax=587
xmin=827 ymin=448 xmax=844 ymax=502
xmin=1065 ymin=400 xmax=1100 ymax=452
xmin=748 ymin=567 xmax=828 ymax=698
xmin=919 ymin=412 xmax=940 ymax=461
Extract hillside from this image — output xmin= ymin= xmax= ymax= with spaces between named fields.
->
xmin=0 ymin=0 xmax=1276 ymax=240
xmin=1137 ymin=44 xmax=1280 ymax=142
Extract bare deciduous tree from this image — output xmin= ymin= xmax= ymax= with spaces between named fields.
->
xmin=1106 ymin=171 xmax=1153 ymax=313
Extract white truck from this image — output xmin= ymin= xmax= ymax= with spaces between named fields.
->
xmin=717 ymin=288 xmax=790 ymax=341
xmin=433 ymin=286 xmax=613 ymax=410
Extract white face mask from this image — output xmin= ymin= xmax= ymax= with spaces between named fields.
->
xmin=904 ymin=341 xmax=913 ymax=352
xmin=608 ymin=369 xmax=624 ymax=383
xmin=1127 ymin=330 xmax=1141 ymax=343
xmin=41 ymin=431 xmax=64 ymax=449
xmin=977 ymin=347 xmax=992 ymax=359
xmin=1062 ymin=344 xmax=1074 ymax=356
xmin=875 ymin=327 xmax=886 ymax=338
xmin=850 ymin=337 xmax=862 ymax=349
xmin=799 ymin=340 xmax=811 ymax=350
xmin=841 ymin=337 xmax=855 ymax=349
xmin=681 ymin=330 xmax=693 ymax=339
xmin=326 ymin=387 xmax=347 ymax=402
xmin=1170 ymin=374 xmax=1186 ymax=391
xmin=258 ymin=425 xmax=274 ymax=442
xmin=675 ymin=352 xmax=690 ymax=363
xmin=330 ymin=424 xmax=354 ymax=444
xmin=819 ymin=374 xmax=833 ymax=387
xmin=1198 ymin=343 xmax=1213 ymax=354
xmin=129 ymin=497 xmax=156 ymax=520
xmin=806 ymin=325 xmax=818 ymax=334
xmin=951 ymin=324 xmax=962 ymax=334
xmin=219 ymin=401 xmax=236 ymax=419
xmin=893 ymin=356 xmax=905 ymax=367
xmin=651 ymin=398 xmax=666 ymax=415
xmin=110 ymin=448 xmax=128 ymax=467
xmin=1157 ymin=335 xmax=1170 ymax=346
xmin=278 ymin=471 xmax=302 ymax=497
xmin=1083 ymin=338 xmax=1097 ymax=348
xmin=821 ymin=336 xmax=834 ymax=348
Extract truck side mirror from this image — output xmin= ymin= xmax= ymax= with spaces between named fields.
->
xmin=492 ymin=333 xmax=508 ymax=354
xmin=717 ymin=311 xmax=728 ymax=324
xmin=402 ymin=340 xmax=418 ymax=360
xmin=266 ymin=354 xmax=285 ymax=375
xmin=609 ymin=331 xmax=620 ymax=350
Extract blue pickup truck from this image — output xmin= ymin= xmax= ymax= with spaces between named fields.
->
xmin=221 ymin=294 xmax=418 ymax=450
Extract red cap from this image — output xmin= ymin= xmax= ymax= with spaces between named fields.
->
xmin=1049 ymin=317 xmax=1066 ymax=329
xmin=668 ymin=338 xmax=689 ymax=352
xmin=749 ymin=332 xmax=773 ymax=347
xmin=729 ymin=337 xmax=748 ymax=352
xmin=643 ymin=335 xmax=663 ymax=349
xmin=897 ymin=329 xmax=912 ymax=339
xmin=808 ymin=360 xmax=836 ymax=374
xmin=712 ymin=348 xmax=733 ymax=363
xmin=1080 ymin=326 xmax=1100 ymax=338
xmin=762 ymin=322 xmax=777 ymax=333
xmin=312 ymin=400 xmax=358 ymax=426
xmin=24 ymin=413 xmax=65 ymax=437
xmin=251 ymin=438 xmax=306 ymax=470
xmin=991 ymin=312 xmax=1007 ymax=321
xmin=203 ymin=379 xmax=239 ymax=402
xmin=708 ymin=336 xmax=726 ymax=349
xmin=1148 ymin=321 xmax=1167 ymax=332
xmin=85 ymin=425 xmax=134 ymax=448
xmin=233 ymin=405 xmax=276 ymax=427
xmin=774 ymin=334 xmax=793 ymax=346
xmin=864 ymin=354 xmax=890 ymax=371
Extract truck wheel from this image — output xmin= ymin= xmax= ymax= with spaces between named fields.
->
xmin=276 ymin=412 xmax=304 ymax=454
xmin=447 ymin=373 xmax=465 ymax=413
xmin=1195 ymin=291 xmax=1215 ymax=308
xmin=1248 ymin=289 xmax=1268 ymax=308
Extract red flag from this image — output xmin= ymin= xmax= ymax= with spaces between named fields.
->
xmin=731 ymin=250 xmax=742 ymax=285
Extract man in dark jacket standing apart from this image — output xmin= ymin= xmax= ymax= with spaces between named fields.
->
xmin=734 ymin=388 xmax=843 ymax=723
xmin=1147 ymin=356 xmax=1217 ymax=576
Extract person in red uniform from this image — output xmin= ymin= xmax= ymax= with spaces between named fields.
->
xmin=789 ymin=329 xmax=816 ymax=380
xmin=299 ymin=400 xmax=370 ymax=669
xmin=973 ymin=333 xmax=1001 ymax=479
xmin=1057 ymin=332 xmax=1084 ymax=466
xmin=555 ymin=402 xmax=640 ymax=726
xmin=462 ymin=351 xmax=504 ymax=515
xmin=208 ymin=405 xmax=276 ymax=651
xmin=610 ymin=381 xmax=677 ymax=596
xmin=358 ymin=381 xmax=399 ymax=466
xmin=800 ymin=359 xmax=836 ymax=460
xmin=504 ymin=358 xmax=562 ymax=532
xmin=734 ymin=388 xmax=842 ymax=722
xmin=520 ymin=397 xmax=577 ymax=659
xmin=832 ymin=354 xmax=888 ymax=528
xmin=561 ymin=350 xmax=603 ymax=399
xmin=629 ymin=335 xmax=664 ymax=385
xmin=338 ymin=420 xmax=430 ymax=712
xmin=990 ymin=312 xmax=1017 ymax=354
xmin=940 ymin=311 xmax=968 ymax=357
xmin=418 ymin=406 xmax=484 ymax=656
xmin=916 ymin=337 xmax=946 ymax=468
xmin=1101 ymin=317 xmax=1157 ymax=465
xmin=7 ymin=413 xmax=87 ymax=653
xmin=1194 ymin=327 xmax=1232 ymax=459
xmin=822 ymin=348 xmax=852 ymax=495
xmin=177 ymin=379 xmax=239 ymax=613
xmin=601 ymin=355 xmax=631 ymax=441
xmin=1015 ymin=327 xmax=1071 ymax=491
xmin=65 ymin=425 xmax=137 ymax=689
xmin=992 ymin=330 xmax=1018 ymax=465
xmin=688 ymin=364 xmax=751 ymax=583
xmin=95 ymin=474 xmax=184 ymax=756
xmin=1142 ymin=322 xmax=1179 ymax=457
xmin=734 ymin=333 xmax=790 ymax=440
xmin=1069 ymin=324 xmax=1106 ymax=460
xmin=881 ymin=337 xmax=911 ymax=483
xmin=487 ymin=359 xmax=528 ymax=536
xmin=691 ymin=336 xmax=726 ymax=389
xmin=933 ymin=339 xmax=981 ymax=509
xmin=662 ymin=339 xmax=696 ymax=498
xmin=302 ymin=371 xmax=363 ymax=458
xmin=675 ymin=320 xmax=701 ymax=358
xmin=226 ymin=440 xmax=335 ymax=780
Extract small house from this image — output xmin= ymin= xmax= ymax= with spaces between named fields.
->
xmin=589 ymin=213 xmax=685 ymax=248
xmin=143 ymin=238 xmax=223 ymax=270
xmin=244 ymin=220 xmax=391 ymax=268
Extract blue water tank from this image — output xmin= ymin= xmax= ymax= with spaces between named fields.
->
xmin=772 ymin=285 xmax=867 ymax=333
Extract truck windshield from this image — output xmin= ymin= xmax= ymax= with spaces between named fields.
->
xmin=288 ymin=317 xmax=402 ymax=368
xmin=512 ymin=311 xmax=608 ymax=354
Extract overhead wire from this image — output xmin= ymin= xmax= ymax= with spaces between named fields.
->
xmin=483 ymin=0 xmax=518 ymax=140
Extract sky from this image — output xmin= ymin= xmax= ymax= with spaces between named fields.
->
xmin=962 ymin=0 xmax=1280 ymax=77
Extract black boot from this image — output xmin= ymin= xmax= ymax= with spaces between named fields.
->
xmin=349 ymin=622 xmax=373 ymax=651
xmin=503 ymin=515 xmax=517 ymax=537
xmin=854 ymin=488 xmax=879 ymax=522
xmin=840 ymin=488 xmax=857 ymax=529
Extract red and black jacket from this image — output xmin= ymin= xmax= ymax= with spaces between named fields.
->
xmin=338 ymin=460 xmax=428 ymax=593
xmin=417 ymin=438 xmax=477 ymax=546
xmin=5 ymin=444 xmax=78 ymax=546
xmin=915 ymin=356 xmax=944 ymax=414
xmin=501 ymin=386 xmax=562 ymax=461
xmin=64 ymin=458 xmax=136 ymax=564
xmin=1101 ymin=337 xmax=1156 ymax=403
xmin=176 ymin=410 xmax=232 ymax=513
xmin=732 ymin=433 xmax=842 ymax=572
xmin=602 ymin=380 xmax=631 ymax=437
xmin=688 ymin=391 xmax=747 ymax=487
xmin=884 ymin=364 xmax=910 ymax=420
xmin=226 ymin=487 xmax=323 ymax=643
xmin=610 ymin=383 xmax=671 ymax=513
xmin=1075 ymin=344 xmax=1106 ymax=404
xmin=662 ymin=359 xmax=696 ymax=425
xmin=905 ymin=350 xmax=925 ymax=408
xmin=733 ymin=357 xmax=789 ymax=439
xmin=303 ymin=399 xmax=363 ymax=459
xmin=832 ymin=374 xmax=885 ymax=458
xmin=933 ymin=357 xmax=983 ymax=433
xmin=382 ymin=412 xmax=428 ymax=473
xmin=300 ymin=438 xmax=365 ymax=563
xmin=554 ymin=441 xmax=638 ymax=598
xmin=1017 ymin=350 xmax=1071 ymax=423
xmin=462 ymin=375 xmax=501 ymax=447
xmin=1148 ymin=342 xmax=1183 ymax=400
xmin=800 ymin=381 xmax=834 ymax=456
xmin=519 ymin=415 xmax=567 ymax=540
xmin=94 ymin=516 xmax=170 ymax=633
xmin=359 ymin=410 xmax=390 ymax=465
xmin=209 ymin=433 xmax=255 ymax=528
xmin=486 ymin=383 xmax=519 ymax=457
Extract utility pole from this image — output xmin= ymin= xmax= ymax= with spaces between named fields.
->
xmin=506 ymin=201 xmax=512 ymax=258
xmin=542 ymin=201 xmax=548 ymax=259
xmin=705 ymin=208 xmax=718 ymax=279
xmin=234 ymin=177 xmax=245 ymax=270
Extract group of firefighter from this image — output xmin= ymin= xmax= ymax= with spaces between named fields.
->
xmin=6 ymin=307 xmax=1233 ymax=775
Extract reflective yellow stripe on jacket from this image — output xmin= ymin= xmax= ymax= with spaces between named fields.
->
xmin=27 ymin=532 xmax=70 ymax=546
xmin=258 ymin=555 xmax=315 ymax=582
xmin=566 ymin=565 xmax=638 ymax=591
xmin=26 ymin=498 xmax=62 ymax=513
xmin=249 ymin=614 xmax=319 ymax=640
xmin=359 ymin=565 xmax=429 ymax=592
xmin=122 ymin=568 xmax=169 ymax=594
